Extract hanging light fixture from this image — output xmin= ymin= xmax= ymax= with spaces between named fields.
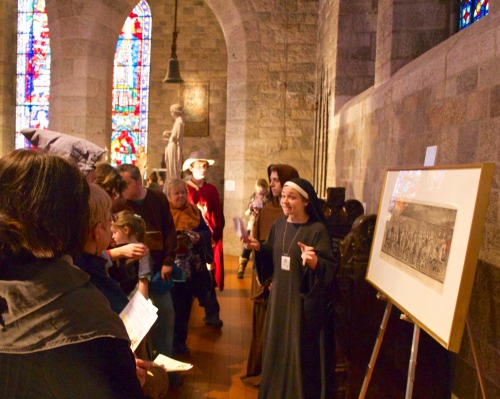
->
xmin=163 ymin=0 xmax=183 ymax=83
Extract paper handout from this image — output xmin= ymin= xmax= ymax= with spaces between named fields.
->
xmin=154 ymin=354 xmax=193 ymax=372
xmin=233 ymin=216 xmax=248 ymax=240
xmin=119 ymin=291 xmax=158 ymax=352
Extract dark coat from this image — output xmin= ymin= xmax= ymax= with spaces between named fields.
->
xmin=0 ymin=257 xmax=144 ymax=398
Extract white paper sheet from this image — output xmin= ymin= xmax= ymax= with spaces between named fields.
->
xmin=153 ymin=354 xmax=193 ymax=372
xmin=233 ymin=216 xmax=248 ymax=239
xmin=119 ymin=291 xmax=158 ymax=352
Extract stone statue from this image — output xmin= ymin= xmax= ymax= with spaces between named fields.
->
xmin=163 ymin=104 xmax=184 ymax=180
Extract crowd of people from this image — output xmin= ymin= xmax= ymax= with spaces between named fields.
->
xmin=0 ymin=130 xmax=341 ymax=399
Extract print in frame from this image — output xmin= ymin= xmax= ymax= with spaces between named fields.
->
xmin=180 ymin=81 xmax=209 ymax=137
xmin=366 ymin=164 xmax=494 ymax=352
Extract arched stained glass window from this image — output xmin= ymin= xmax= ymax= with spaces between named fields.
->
xmin=111 ymin=0 xmax=152 ymax=166
xmin=16 ymin=0 xmax=51 ymax=148
xmin=459 ymin=0 xmax=489 ymax=30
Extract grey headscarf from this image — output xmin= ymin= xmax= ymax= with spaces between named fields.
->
xmin=21 ymin=128 xmax=106 ymax=173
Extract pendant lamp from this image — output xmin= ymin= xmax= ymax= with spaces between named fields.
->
xmin=163 ymin=0 xmax=183 ymax=83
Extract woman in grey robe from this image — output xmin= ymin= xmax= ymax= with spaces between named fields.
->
xmin=244 ymin=177 xmax=338 ymax=399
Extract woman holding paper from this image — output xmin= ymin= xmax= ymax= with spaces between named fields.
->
xmin=243 ymin=177 xmax=338 ymax=399
xmin=0 ymin=150 xmax=144 ymax=398
xmin=74 ymin=183 xmax=169 ymax=399
xmin=75 ymin=183 xmax=130 ymax=313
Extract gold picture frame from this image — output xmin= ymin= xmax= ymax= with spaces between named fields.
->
xmin=180 ymin=81 xmax=210 ymax=137
xmin=366 ymin=163 xmax=494 ymax=352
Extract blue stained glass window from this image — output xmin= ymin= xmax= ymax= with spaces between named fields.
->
xmin=111 ymin=0 xmax=152 ymax=166
xmin=459 ymin=0 xmax=489 ymax=30
xmin=16 ymin=0 xmax=51 ymax=148
xmin=473 ymin=0 xmax=489 ymax=21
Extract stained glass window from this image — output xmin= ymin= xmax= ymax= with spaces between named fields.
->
xmin=459 ymin=0 xmax=489 ymax=30
xmin=16 ymin=0 xmax=51 ymax=148
xmin=111 ymin=0 xmax=152 ymax=166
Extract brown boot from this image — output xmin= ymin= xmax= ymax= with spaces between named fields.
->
xmin=237 ymin=257 xmax=248 ymax=279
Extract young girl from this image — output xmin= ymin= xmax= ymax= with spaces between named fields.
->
xmin=238 ymin=178 xmax=271 ymax=278
xmin=109 ymin=210 xmax=153 ymax=299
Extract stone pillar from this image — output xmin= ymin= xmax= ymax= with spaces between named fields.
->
xmin=0 ymin=0 xmax=17 ymax=155
xmin=45 ymin=0 xmax=134 ymax=149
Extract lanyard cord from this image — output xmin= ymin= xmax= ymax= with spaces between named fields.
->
xmin=282 ymin=222 xmax=302 ymax=256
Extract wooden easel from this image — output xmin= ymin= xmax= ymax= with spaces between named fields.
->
xmin=357 ymin=293 xmax=395 ymax=399
xmin=358 ymin=294 xmax=487 ymax=399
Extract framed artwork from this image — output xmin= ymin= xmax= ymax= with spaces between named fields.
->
xmin=181 ymin=81 xmax=210 ymax=137
xmin=366 ymin=164 xmax=494 ymax=352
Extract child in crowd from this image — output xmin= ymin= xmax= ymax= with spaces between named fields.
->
xmin=238 ymin=178 xmax=270 ymax=278
xmin=109 ymin=210 xmax=153 ymax=300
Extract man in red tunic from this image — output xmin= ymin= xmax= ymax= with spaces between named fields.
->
xmin=181 ymin=151 xmax=224 ymax=327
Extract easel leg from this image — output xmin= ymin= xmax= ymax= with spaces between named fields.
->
xmin=358 ymin=299 xmax=392 ymax=399
xmin=405 ymin=323 xmax=420 ymax=399
xmin=466 ymin=318 xmax=487 ymax=399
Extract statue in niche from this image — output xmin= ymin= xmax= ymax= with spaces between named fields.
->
xmin=163 ymin=104 xmax=185 ymax=180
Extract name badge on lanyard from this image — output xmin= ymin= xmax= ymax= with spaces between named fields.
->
xmin=281 ymin=255 xmax=291 ymax=271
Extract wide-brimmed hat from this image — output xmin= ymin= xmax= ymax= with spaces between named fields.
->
xmin=182 ymin=150 xmax=215 ymax=171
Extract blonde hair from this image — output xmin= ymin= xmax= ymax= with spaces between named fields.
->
xmin=165 ymin=177 xmax=188 ymax=198
xmin=88 ymin=183 xmax=112 ymax=229
xmin=113 ymin=210 xmax=146 ymax=242
xmin=256 ymin=178 xmax=269 ymax=191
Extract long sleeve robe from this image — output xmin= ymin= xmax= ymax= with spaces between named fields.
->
xmin=257 ymin=216 xmax=337 ymax=399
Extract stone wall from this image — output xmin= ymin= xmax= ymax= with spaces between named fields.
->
xmin=323 ymin=1 xmax=500 ymax=397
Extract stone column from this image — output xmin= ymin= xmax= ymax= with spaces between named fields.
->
xmin=45 ymin=0 xmax=135 ymax=149
xmin=0 ymin=0 xmax=17 ymax=155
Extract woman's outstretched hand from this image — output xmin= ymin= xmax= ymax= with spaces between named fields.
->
xmin=242 ymin=236 xmax=261 ymax=252
xmin=298 ymin=242 xmax=318 ymax=270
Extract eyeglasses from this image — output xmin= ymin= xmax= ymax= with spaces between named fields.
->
xmin=111 ymin=213 xmax=118 ymax=223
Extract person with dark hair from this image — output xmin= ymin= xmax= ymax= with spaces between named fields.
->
xmin=147 ymin=171 xmax=163 ymax=191
xmin=243 ymin=177 xmax=338 ymax=399
xmin=0 ymin=150 xmax=144 ymax=398
xmin=94 ymin=162 xmax=126 ymax=199
xmin=114 ymin=163 xmax=178 ymax=362
xmin=93 ymin=162 xmax=150 ymax=263
xmin=241 ymin=164 xmax=299 ymax=386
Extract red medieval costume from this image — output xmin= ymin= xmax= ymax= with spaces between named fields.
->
xmin=187 ymin=179 xmax=225 ymax=291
